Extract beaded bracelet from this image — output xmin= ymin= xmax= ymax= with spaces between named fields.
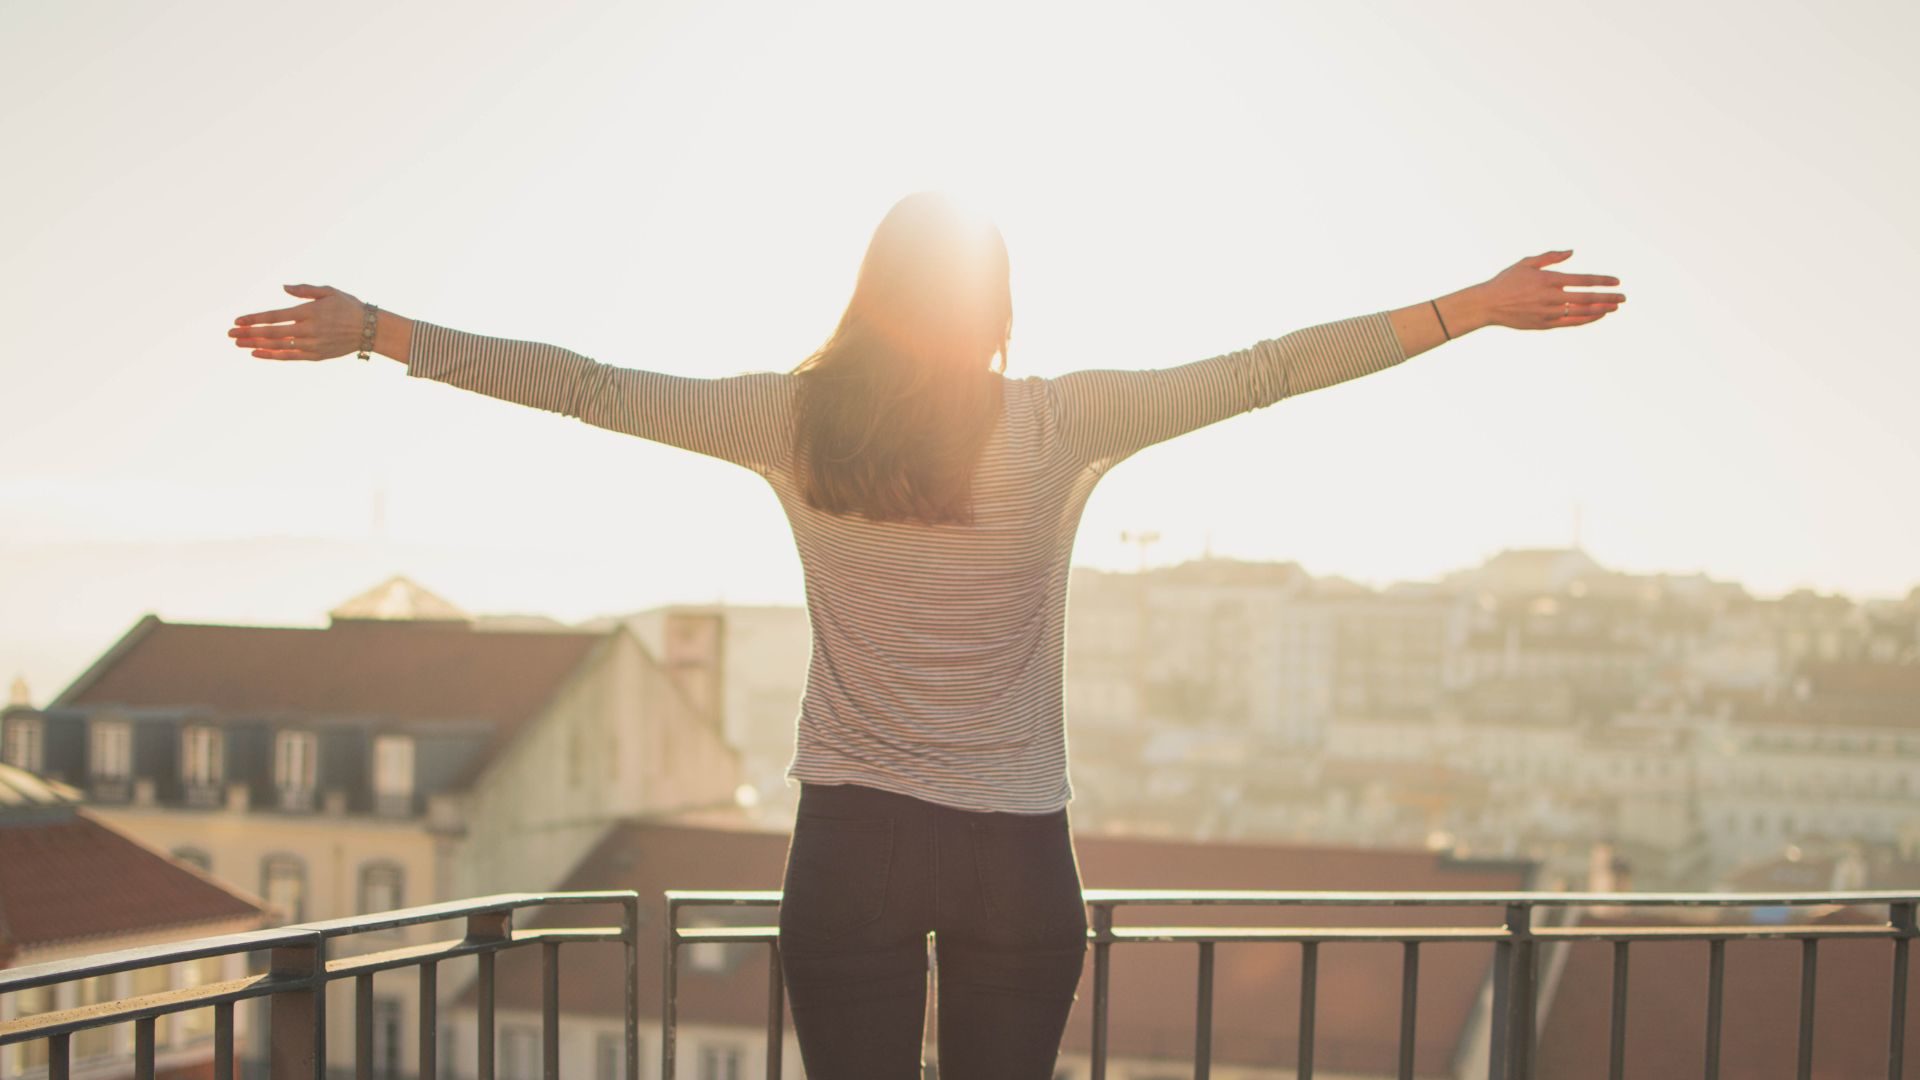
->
xmin=357 ymin=303 xmax=380 ymax=361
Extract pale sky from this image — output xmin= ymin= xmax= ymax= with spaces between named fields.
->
xmin=2 ymin=0 xmax=1916 ymax=697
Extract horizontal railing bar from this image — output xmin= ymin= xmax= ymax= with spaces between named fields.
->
xmin=674 ymin=927 xmax=784 ymax=943
xmin=1113 ymin=925 xmax=1903 ymax=944
xmin=663 ymin=888 xmax=1920 ymax=910
xmin=1078 ymin=889 xmax=1920 ymax=908
xmin=291 ymin=890 xmax=639 ymax=937
xmin=0 ymin=973 xmax=304 ymax=1045
xmin=665 ymin=890 xmax=783 ymax=906
xmin=323 ymin=928 xmax=624 ymax=979
xmin=0 ymin=928 xmax=318 ymax=994
xmin=665 ymin=923 xmax=1904 ymax=948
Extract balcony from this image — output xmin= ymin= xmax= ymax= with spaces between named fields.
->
xmin=0 ymin=889 xmax=1913 ymax=1079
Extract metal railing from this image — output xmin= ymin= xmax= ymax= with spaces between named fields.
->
xmin=664 ymin=888 xmax=1920 ymax=1080
xmin=0 ymin=890 xmax=639 ymax=1080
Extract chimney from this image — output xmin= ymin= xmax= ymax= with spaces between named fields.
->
xmin=663 ymin=610 xmax=726 ymax=721
xmin=7 ymin=674 xmax=28 ymax=707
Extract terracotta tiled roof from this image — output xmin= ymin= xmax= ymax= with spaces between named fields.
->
xmin=1533 ymin=909 xmax=1920 ymax=1080
xmin=0 ymin=788 xmax=266 ymax=955
xmin=53 ymin=614 xmax=609 ymax=733
xmin=462 ymin=821 xmax=1530 ymax=1073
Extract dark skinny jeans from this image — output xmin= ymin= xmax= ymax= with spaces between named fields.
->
xmin=777 ymin=781 xmax=1090 ymax=1079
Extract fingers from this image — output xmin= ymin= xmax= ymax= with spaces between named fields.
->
xmin=229 ymin=327 xmax=311 ymax=344
xmin=234 ymin=302 xmax=314 ymax=326
xmin=1555 ymin=290 xmax=1627 ymax=304
xmin=283 ymin=284 xmax=337 ymax=298
xmin=249 ymin=347 xmax=324 ymax=361
xmin=1546 ymin=271 xmax=1622 ymax=287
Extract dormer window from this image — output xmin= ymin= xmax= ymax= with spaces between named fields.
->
xmin=89 ymin=720 xmax=132 ymax=782
xmin=182 ymin=725 xmax=224 ymax=805
xmin=275 ymin=730 xmax=318 ymax=812
xmin=372 ymin=734 xmax=415 ymax=817
xmin=1 ymin=715 xmax=43 ymax=773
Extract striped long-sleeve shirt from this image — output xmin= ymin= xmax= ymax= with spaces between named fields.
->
xmin=404 ymin=311 xmax=1410 ymax=813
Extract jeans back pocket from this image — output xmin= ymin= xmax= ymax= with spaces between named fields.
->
xmin=969 ymin=814 xmax=1088 ymax=945
xmin=778 ymin=813 xmax=894 ymax=946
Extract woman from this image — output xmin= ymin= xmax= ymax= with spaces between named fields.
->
xmin=230 ymin=191 xmax=1623 ymax=1078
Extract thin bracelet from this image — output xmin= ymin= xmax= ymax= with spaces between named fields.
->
xmin=357 ymin=303 xmax=380 ymax=361
xmin=1429 ymin=299 xmax=1452 ymax=341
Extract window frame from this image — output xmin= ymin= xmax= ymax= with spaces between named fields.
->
xmin=89 ymin=718 xmax=132 ymax=781
xmin=358 ymin=860 xmax=406 ymax=915
xmin=2 ymin=715 xmax=44 ymax=773
xmin=261 ymin=853 xmax=309 ymax=924
xmin=181 ymin=724 xmax=224 ymax=788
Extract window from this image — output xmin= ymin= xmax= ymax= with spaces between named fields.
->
xmin=697 ymin=1043 xmax=743 ymax=1080
xmin=371 ymin=997 xmax=403 ymax=1079
xmin=178 ymin=956 xmax=222 ymax=1039
xmin=173 ymin=846 xmax=212 ymax=873
xmin=372 ymin=734 xmax=415 ymax=806
xmin=90 ymin=719 xmax=132 ymax=780
xmin=262 ymin=854 xmax=308 ymax=924
xmin=500 ymin=1024 xmax=540 ymax=1080
xmin=182 ymin=725 xmax=223 ymax=787
xmin=130 ymin=965 xmax=174 ymax=1049
xmin=2 ymin=715 xmax=43 ymax=772
xmin=275 ymin=730 xmax=318 ymax=794
xmin=11 ymin=984 xmax=53 ymax=1069
xmin=360 ymin=862 xmax=405 ymax=914
xmin=595 ymin=1032 xmax=628 ymax=1080
xmin=74 ymin=975 xmax=113 ymax=1058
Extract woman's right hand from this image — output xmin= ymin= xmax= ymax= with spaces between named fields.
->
xmin=229 ymin=284 xmax=374 ymax=361
xmin=1475 ymin=250 xmax=1625 ymax=331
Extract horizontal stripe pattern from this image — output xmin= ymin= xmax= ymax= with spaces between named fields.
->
xmin=406 ymin=312 xmax=1408 ymax=813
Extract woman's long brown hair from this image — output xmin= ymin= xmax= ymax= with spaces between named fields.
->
xmin=790 ymin=192 xmax=1012 ymax=525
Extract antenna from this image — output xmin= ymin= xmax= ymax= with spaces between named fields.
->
xmin=1119 ymin=530 xmax=1161 ymax=573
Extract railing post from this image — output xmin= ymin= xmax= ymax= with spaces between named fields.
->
xmin=625 ymin=894 xmax=642 ymax=1080
xmin=1798 ymin=938 xmax=1819 ymax=1080
xmin=269 ymin=940 xmax=324 ymax=1080
xmin=418 ymin=960 xmax=438 ymax=1080
xmin=663 ymin=895 xmax=681 ymax=1080
xmin=1705 ymin=938 xmax=1725 ymax=1080
xmin=766 ymin=943 xmax=786 ymax=1080
xmin=1506 ymin=903 xmax=1535 ymax=1080
xmin=1298 ymin=940 xmax=1318 ymax=1080
xmin=1488 ymin=932 xmax=1510 ymax=1080
xmin=135 ymin=1016 xmax=156 ymax=1080
xmin=542 ymin=940 xmax=561 ymax=1080
xmin=48 ymin=1032 xmax=70 ymax=1080
xmin=1892 ymin=901 xmax=1915 ymax=1080
xmin=1090 ymin=902 xmax=1113 ymax=1080
xmin=468 ymin=909 xmax=513 ymax=1080
xmin=1194 ymin=941 xmax=1215 ymax=1080
xmin=1398 ymin=941 xmax=1420 ymax=1080
xmin=1608 ymin=940 xmax=1629 ymax=1080
xmin=215 ymin=1001 xmax=235 ymax=1080
xmin=356 ymin=972 xmax=374 ymax=1080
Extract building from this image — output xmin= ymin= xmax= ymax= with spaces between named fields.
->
xmin=0 ymin=761 xmax=269 ymax=1079
xmin=0 ymin=577 xmax=742 ymax=1077
xmin=606 ymin=603 xmax=812 ymax=825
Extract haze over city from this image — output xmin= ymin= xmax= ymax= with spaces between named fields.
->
xmin=3 ymin=0 xmax=1916 ymax=694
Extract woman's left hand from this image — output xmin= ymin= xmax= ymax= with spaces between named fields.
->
xmin=229 ymin=284 xmax=369 ymax=361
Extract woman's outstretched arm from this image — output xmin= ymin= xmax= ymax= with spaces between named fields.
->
xmin=1043 ymin=249 xmax=1623 ymax=472
xmin=231 ymin=285 xmax=796 ymax=475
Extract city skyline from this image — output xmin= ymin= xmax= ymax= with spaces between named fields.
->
xmin=2 ymin=1 xmax=1917 ymax=611
xmin=5 ymin=530 xmax=1910 ymax=717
